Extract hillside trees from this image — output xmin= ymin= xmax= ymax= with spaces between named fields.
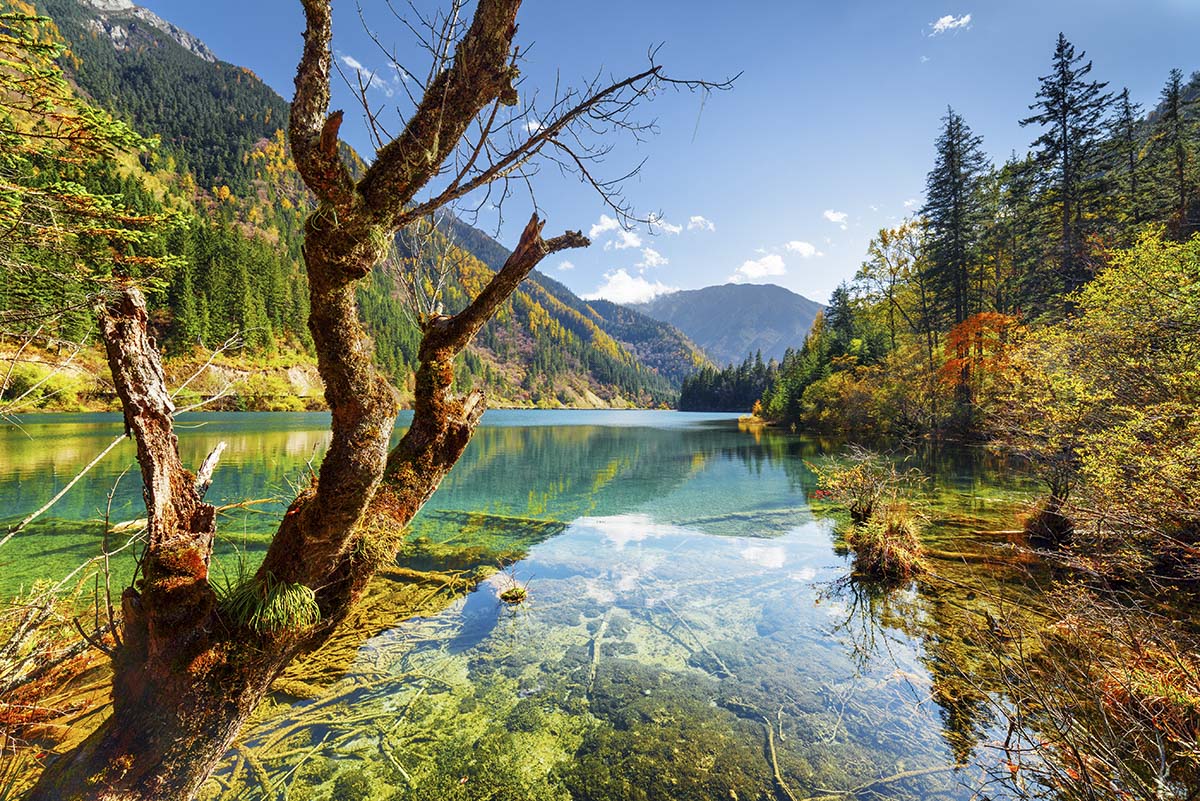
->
xmin=1146 ymin=69 xmax=1197 ymax=236
xmin=28 ymin=2 xmax=727 ymax=799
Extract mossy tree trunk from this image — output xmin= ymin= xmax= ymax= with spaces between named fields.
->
xmin=29 ymin=1 xmax=589 ymax=798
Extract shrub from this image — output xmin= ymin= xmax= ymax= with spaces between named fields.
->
xmin=846 ymin=503 xmax=925 ymax=581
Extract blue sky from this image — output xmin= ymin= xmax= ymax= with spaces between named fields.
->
xmin=141 ymin=0 xmax=1200 ymax=304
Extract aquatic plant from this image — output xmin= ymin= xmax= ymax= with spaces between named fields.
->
xmin=809 ymin=446 xmax=924 ymax=523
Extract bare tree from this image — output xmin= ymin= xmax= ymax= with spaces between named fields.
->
xmin=29 ymin=2 xmax=729 ymax=799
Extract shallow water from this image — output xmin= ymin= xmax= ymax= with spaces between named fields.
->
xmin=1 ymin=411 xmax=1041 ymax=799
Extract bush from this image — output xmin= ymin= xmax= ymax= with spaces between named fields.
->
xmin=846 ymin=504 xmax=925 ymax=581
xmin=809 ymin=446 xmax=923 ymax=523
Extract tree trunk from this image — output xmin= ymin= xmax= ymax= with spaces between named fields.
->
xmin=30 ymin=214 xmax=583 ymax=801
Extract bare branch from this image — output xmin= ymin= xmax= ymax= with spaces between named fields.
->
xmin=421 ymin=212 xmax=587 ymax=356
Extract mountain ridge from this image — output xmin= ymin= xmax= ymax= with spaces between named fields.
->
xmin=630 ymin=283 xmax=824 ymax=366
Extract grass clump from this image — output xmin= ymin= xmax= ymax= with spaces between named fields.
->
xmin=220 ymin=571 xmax=320 ymax=634
xmin=811 ymin=447 xmax=927 ymax=582
xmin=846 ymin=503 xmax=925 ymax=581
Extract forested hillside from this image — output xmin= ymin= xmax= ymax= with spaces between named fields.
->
xmin=2 ymin=0 xmax=695 ymax=409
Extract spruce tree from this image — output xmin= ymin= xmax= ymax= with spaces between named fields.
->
xmin=1106 ymin=87 xmax=1145 ymax=235
xmin=1147 ymin=69 xmax=1196 ymax=237
xmin=1020 ymin=33 xmax=1111 ymax=302
xmin=921 ymin=107 xmax=989 ymax=327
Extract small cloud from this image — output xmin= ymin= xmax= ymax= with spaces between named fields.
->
xmin=687 ymin=215 xmax=715 ymax=232
xmin=929 ymin=13 xmax=971 ymax=36
xmin=583 ymin=269 xmax=677 ymax=304
xmin=588 ymin=214 xmax=621 ymax=239
xmin=605 ymin=230 xmax=642 ymax=251
xmin=648 ymin=212 xmax=682 ymax=235
xmin=903 ymin=197 xmax=919 ymax=208
xmin=337 ymin=53 xmax=403 ymax=98
xmin=919 ymin=55 xmax=931 ymax=63
xmin=636 ymin=248 xmax=668 ymax=271
xmin=730 ymin=253 xmax=787 ymax=283
xmin=524 ymin=118 xmax=544 ymax=134
xmin=823 ymin=209 xmax=849 ymax=229
xmin=785 ymin=240 xmax=822 ymax=258
xmin=588 ymin=214 xmax=642 ymax=249
xmin=557 ymin=260 xmax=575 ymax=272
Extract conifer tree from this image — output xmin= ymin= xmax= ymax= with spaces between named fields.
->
xmin=1106 ymin=87 xmax=1145 ymax=233
xmin=1147 ymin=68 xmax=1196 ymax=236
xmin=1020 ymin=33 xmax=1111 ymax=302
xmin=922 ymin=107 xmax=989 ymax=327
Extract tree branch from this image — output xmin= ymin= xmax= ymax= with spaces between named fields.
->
xmin=290 ymin=0 xmax=356 ymax=211
xmin=421 ymin=212 xmax=588 ymax=356
xmin=358 ymin=0 xmax=523 ymax=225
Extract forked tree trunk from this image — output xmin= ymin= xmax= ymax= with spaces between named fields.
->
xmin=26 ymin=0 xmax=597 ymax=792
xmin=31 ymin=214 xmax=583 ymax=801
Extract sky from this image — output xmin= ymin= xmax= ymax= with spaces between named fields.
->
xmin=138 ymin=0 xmax=1200 ymax=305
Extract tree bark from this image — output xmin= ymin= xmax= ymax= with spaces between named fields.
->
xmin=29 ymin=1 xmax=591 ymax=798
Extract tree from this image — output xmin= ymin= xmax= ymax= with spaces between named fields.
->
xmin=1146 ymin=69 xmax=1196 ymax=237
xmin=1020 ymin=33 xmax=1111 ymax=302
xmin=29 ymin=2 xmax=727 ymax=799
xmin=1106 ymin=87 xmax=1145 ymax=233
xmin=0 ymin=4 xmax=163 ymax=337
xmin=921 ymin=107 xmax=989 ymax=328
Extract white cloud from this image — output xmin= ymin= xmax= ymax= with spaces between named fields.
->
xmin=920 ymin=55 xmax=931 ymax=64
xmin=588 ymin=214 xmax=621 ymax=239
xmin=823 ymin=209 xmax=849 ymax=229
xmin=648 ymin=212 xmax=682 ymax=235
xmin=785 ymin=240 xmax=822 ymax=258
xmin=604 ymin=229 xmax=642 ymax=251
xmin=740 ymin=544 xmax=787 ymax=569
xmin=636 ymin=248 xmax=668 ymax=271
xmin=583 ymin=269 xmax=677 ymax=304
xmin=338 ymin=53 xmax=404 ymax=97
xmin=687 ymin=215 xmax=715 ymax=232
xmin=557 ymin=260 xmax=575 ymax=272
xmin=729 ymin=253 xmax=787 ymax=283
xmin=903 ymin=197 xmax=919 ymax=208
xmin=524 ymin=118 xmax=544 ymax=134
xmin=930 ymin=13 xmax=971 ymax=35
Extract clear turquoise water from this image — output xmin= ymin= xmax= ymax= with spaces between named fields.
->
xmin=1 ymin=411 xmax=1036 ymax=799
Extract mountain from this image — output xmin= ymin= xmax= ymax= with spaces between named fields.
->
xmin=441 ymin=215 xmax=710 ymax=384
xmin=27 ymin=0 xmax=702 ymax=408
xmin=630 ymin=283 xmax=824 ymax=366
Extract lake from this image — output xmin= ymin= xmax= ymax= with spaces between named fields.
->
xmin=1 ymin=410 xmax=1041 ymax=800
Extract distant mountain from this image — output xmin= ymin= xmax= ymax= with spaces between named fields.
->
xmin=630 ymin=284 xmax=824 ymax=366
xmin=31 ymin=0 xmax=697 ymax=407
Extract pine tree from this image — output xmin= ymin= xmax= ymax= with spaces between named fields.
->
xmin=922 ymin=107 xmax=989 ymax=327
xmin=1020 ymin=33 xmax=1112 ymax=301
xmin=1106 ymin=88 xmax=1145 ymax=233
xmin=1147 ymin=69 xmax=1196 ymax=236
